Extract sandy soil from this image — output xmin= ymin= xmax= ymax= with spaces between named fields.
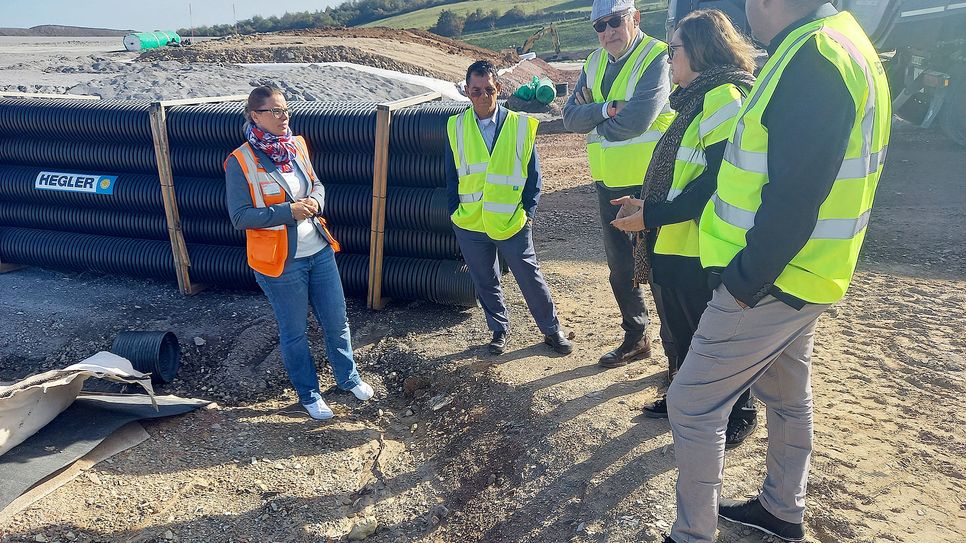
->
xmin=0 ymin=116 xmax=963 ymax=543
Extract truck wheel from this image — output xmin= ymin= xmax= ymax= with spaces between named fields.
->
xmin=940 ymin=69 xmax=966 ymax=147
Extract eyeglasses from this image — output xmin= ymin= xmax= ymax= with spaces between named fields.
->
xmin=254 ymin=107 xmax=290 ymax=119
xmin=593 ymin=13 xmax=628 ymax=33
xmin=469 ymin=87 xmax=498 ymax=97
xmin=668 ymin=44 xmax=683 ymax=59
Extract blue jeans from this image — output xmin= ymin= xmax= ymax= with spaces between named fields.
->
xmin=254 ymin=245 xmax=361 ymax=405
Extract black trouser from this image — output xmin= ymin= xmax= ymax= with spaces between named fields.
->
xmin=654 ymin=282 xmax=757 ymax=423
xmin=595 ymin=182 xmax=649 ymax=337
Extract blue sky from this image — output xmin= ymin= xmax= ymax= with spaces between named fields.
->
xmin=4 ymin=0 xmax=345 ymax=31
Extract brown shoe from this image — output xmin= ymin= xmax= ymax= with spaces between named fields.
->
xmin=598 ymin=334 xmax=651 ymax=368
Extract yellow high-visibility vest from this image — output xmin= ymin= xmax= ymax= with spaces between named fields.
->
xmin=699 ymin=12 xmax=892 ymax=303
xmin=446 ymin=108 xmax=539 ymax=240
xmin=583 ymin=34 xmax=676 ymax=188
xmin=653 ymin=83 xmax=747 ymax=258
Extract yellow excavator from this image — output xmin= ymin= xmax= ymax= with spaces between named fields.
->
xmin=517 ymin=23 xmax=561 ymax=58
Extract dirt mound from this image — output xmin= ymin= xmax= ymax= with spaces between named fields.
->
xmin=140 ymin=28 xmax=516 ymax=82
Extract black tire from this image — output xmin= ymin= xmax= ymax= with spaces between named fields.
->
xmin=939 ymin=69 xmax=966 ymax=147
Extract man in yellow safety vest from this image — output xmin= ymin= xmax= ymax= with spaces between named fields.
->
xmin=563 ymin=0 xmax=675 ymax=369
xmin=447 ymin=60 xmax=573 ymax=356
xmin=662 ymin=1 xmax=891 ymax=542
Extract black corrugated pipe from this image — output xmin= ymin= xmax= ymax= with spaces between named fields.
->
xmin=0 ymin=165 xmax=228 ymax=217
xmin=0 ymin=203 xmax=461 ymax=257
xmin=0 ymin=202 xmax=245 ymax=246
xmin=110 ymin=331 xmax=180 ymax=384
xmin=0 ymin=138 xmax=450 ymax=187
xmin=0 ymin=227 xmax=476 ymax=305
xmin=325 ymin=185 xmax=452 ymax=233
xmin=164 ymin=101 xmax=469 ymax=156
xmin=1 ymin=165 xmax=452 ymax=234
xmin=0 ymin=99 xmax=154 ymax=143
xmin=328 ymin=224 xmax=461 ymax=260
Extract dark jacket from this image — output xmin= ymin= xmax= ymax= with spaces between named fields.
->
xmin=445 ymin=106 xmax=542 ymax=219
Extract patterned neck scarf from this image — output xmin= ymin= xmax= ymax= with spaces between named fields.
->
xmin=245 ymin=122 xmax=297 ymax=173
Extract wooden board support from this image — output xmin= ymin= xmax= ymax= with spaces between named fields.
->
xmin=366 ymin=91 xmax=442 ymax=310
xmin=148 ymin=94 xmax=247 ymax=296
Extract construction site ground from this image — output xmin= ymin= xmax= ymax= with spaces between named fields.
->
xmin=0 ymin=121 xmax=963 ymax=543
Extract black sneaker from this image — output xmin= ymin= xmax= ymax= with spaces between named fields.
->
xmin=718 ymin=497 xmax=805 ymax=541
xmin=488 ymin=331 xmax=508 ymax=354
xmin=642 ymin=394 xmax=668 ymax=418
xmin=725 ymin=416 xmax=758 ymax=449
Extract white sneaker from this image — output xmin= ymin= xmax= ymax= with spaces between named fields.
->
xmin=351 ymin=381 xmax=374 ymax=401
xmin=303 ymin=398 xmax=334 ymax=420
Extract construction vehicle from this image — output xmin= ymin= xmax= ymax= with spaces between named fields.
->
xmin=666 ymin=0 xmax=966 ymax=146
xmin=517 ymin=23 xmax=562 ymax=58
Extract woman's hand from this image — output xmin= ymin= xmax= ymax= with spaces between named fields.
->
xmin=291 ymin=200 xmax=315 ymax=220
xmin=610 ymin=196 xmax=646 ymax=232
xmin=300 ymin=197 xmax=320 ymax=215
xmin=610 ymin=196 xmax=644 ymax=218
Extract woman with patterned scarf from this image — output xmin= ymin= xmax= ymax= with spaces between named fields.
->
xmin=225 ymin=86 xmax=374 ymax=420
xmin=610 ymin=10 xmax=760 ymax=447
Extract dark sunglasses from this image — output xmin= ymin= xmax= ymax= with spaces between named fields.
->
xmin=668 ymin=44 xmax=683 ymax=59
xmin=593 ymin=14 xmax=627 ymax=33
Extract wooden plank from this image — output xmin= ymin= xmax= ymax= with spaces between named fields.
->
xmin=149 ymin=102 xmax=205 ymax=296
xmin=157 ymin=94 xmax=249 ymax=107
xmin=365 ymin=91 xmax=444 ymax=309
xmin=367 ymin=108 xmax=392 ymax=310
xmin=379 ymin=91 xmax=442 ymax=112
xmin=0 ymin=92 xmax=100 ymax=100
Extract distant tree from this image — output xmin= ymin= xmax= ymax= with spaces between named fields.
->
xmin=498 ymin=6 xmax=527 ymax=26
xmin=430 ymin=10 xmax=466 ymax=37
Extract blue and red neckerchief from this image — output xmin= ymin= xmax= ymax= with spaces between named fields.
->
xmin=245 ymin=123 xmax=297 ymax=173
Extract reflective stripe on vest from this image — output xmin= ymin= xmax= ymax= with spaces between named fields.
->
xmin=235 ymin=145 xmax=285 ymax=232
xmin=699 ymin=12 xmax=892 ymax=303
xmin=710 ymin=193 xmax=871 ymax=239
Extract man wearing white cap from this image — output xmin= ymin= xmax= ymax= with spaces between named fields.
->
xmin=563 ymin=0 xmax=674 ymax=369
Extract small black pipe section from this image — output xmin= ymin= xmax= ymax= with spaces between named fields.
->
xmin=110 ymin=331 xmax=180 ymax=384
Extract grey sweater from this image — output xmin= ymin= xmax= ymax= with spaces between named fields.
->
xmin=562 ymin=31 xmax=672 ymax=143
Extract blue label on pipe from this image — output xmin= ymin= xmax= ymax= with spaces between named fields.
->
xmin=34 ymin=171 xmax=117 ymax=194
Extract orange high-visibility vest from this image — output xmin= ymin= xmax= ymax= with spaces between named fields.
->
xmin=226 ymin=136 xmax=340 ymax=277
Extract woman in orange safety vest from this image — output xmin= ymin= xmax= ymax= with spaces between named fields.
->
xmin=225 ymin=85 xmax=373 ymax=420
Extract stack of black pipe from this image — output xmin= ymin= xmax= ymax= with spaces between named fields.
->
xmin=0 ymin=97 xmax=476 ymax=306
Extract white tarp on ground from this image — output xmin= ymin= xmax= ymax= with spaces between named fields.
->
xmin=239 ymin=61 xmax=469 ymax=102
xmin=0 ymin=352 xmax=154 ymax=457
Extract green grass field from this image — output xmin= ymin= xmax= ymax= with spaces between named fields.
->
xmin=360 ymin=0 xmax=591 ymax=29
xmin=460 ymin=9 xmax=667 ymax=55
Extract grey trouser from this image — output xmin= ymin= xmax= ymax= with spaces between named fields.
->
xmin=453 ymin=223 xmax=561 ymax=336
xmin=668 ymin=284 xmax=829 ymax=543
xmin=596 ymin=182 xmax=649 ymax=336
